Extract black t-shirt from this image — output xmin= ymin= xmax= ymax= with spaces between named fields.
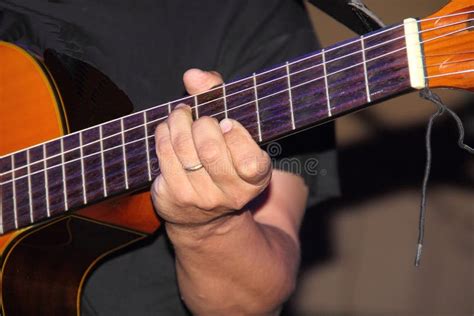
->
xmin=1 ymin=1 xmax=339 ymax=314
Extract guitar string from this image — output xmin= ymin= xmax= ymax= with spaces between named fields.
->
xmin=0 ymin=13 xmax=471 ymax=166
xmin=0 ymin=11 xmax=472 ymax=163
xmin=1 ymin=22 xmax=473 ymax=184
xmin=425 ymin=50 xmax=474 ymax=57
xmin=1 ymin=24 xmax=473 ymax=188
xmin=425 ymin=69 xmax=474 ymax=79
xmin=415 ymin=88 xmax=474 ymax=266
xmin=2 ymin=28 xmax=474 ymax=229
xmin=424 ymin=57 xmax=474 ymax=68
xmin=2 ymin=64 xmax=473 ymax=189
xmin=1 ymin=19 xmax=471 ymax=175
xmin=1 ymin=22 xmax=473 ymax=185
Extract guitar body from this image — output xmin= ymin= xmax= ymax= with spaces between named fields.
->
xmin=0 ymin=1 xmax=473 ymax=315
xmin=0 ymin=42 xmax=160 ymax=315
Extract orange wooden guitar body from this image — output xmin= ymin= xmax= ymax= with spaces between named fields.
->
xmin=0 ymin=42 xmax=160 ymax=315
xmin=0 ymin=0 xmax=472 ymax=314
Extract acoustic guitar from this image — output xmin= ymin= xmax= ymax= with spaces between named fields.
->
xmin=1 ymin=0 xmax=473 ymax=314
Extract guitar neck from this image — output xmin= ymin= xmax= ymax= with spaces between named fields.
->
xmin=0 ymin=21 xmax=420 ymax=234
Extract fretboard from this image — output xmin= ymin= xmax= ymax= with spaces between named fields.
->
xmin=0 ymin=22 xmax=413 ymax=234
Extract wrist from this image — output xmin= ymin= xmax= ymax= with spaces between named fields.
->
xmin=164 ymin=210 xmax=253 ymax=247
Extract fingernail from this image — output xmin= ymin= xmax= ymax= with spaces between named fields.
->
xmin=175 ymin=103 xmax=188 ymax=110
xmin=219 ymin=119 xmax=233 ymax=133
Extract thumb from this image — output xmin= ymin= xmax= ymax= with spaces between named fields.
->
xmin=183 ymin=69 xmax=224 ymax=95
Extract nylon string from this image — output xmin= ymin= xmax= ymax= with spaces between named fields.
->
xmin=1 ymin=13 xmax=474 ymax=184
xmin=1 ymin=12 xmax=472 ymax=162
xmin=415 ymin=89 xmax=474 ymax=266
xmin=2 ymin=10 xmax=473 ymax=162
xmin=2 ymin=25 xmax=473 ymax=184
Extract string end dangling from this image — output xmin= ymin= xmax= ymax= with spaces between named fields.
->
xmin=415 ymin=243 xmax=423 ymax=267
xmin=415 ymin=88 xmax=474 ymax=268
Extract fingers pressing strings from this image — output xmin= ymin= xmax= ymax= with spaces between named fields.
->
xmin=4 ymin=13 xmax=474 ymax=184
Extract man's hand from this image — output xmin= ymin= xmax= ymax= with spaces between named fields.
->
xmin=149 ymin=69 xmax=308 ymax=316
xmin=151 ymin=69 xmax=272 ymax=227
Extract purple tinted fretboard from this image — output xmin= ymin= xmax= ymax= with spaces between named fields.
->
xmin=0 ymin=23 xmax=413 ymax=234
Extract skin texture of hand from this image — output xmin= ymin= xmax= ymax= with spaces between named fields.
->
xmin=152 ymin=70 xmax=272 ymax=226
xmin=151 ymin=69 xmax=309 ymax=315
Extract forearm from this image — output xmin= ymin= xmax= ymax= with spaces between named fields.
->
xmin=166 ymin=210 xmax=300 ymax=316
xmin=152 ymin=70 xmax=306 ymax=315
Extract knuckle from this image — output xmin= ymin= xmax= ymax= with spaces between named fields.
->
xmin=197 ymin=139 xmax=221 ymax=164
xmin=260 ymin=152 xmax=272 ymax=172
xmin=228 ymin=194 xmax=248 ymax=210
xmin=195 ymin=197 xmax=217 ymax=211
xmin=238 ymin=157 xmax=259 ymax=179
xmin=151 ymin=178 xmax=160 ymax=198
xmin=174 ymin=188 xmax=195 ymax=207
xmin=237 ymin=152 xmax=270 ymax=181
xmin=151 ymin=177 xmax=167 ymax=208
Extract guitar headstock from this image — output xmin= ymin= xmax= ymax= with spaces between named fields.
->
xmin=420 ymin=0 xmax=474 ymax=91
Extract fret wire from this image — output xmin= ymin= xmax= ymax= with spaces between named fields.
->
xmin=0 ymin=44 xmax=408 ymax=186
xmin=26 ymin=149 xmax=34 ymax=222
xmin=194 ymin=95 xmax=199 ymax=119
xmin=0 ymin=32 xmax=411 ymax=174
xmin=286 ymin=62 xmax=296 ymax=130
xmin=43 ymin=144 xmax=51 ymax=216
xmin=5 ymin=18 xmax=469 ymax=167
xmin=60 ymin=138 xmax=69 ymax=210
xmin=2 ymin=40 xmax=413 ymax=185
xmin=223 ymin=84 xmax=228 ymax=119
xmin=0 ymin=18 xmax=466 ymax=175
xmin=361 ymin=35 xmax=372 ymax=103
xmin=321 ymin=49 xmax=332 ymax=117
xmin=120 ymin=118 xmax=130 ymax=190
xmin=2 ymin=30 xmax=410 ymax=176
xmin=4 ymin=16 xmax=470 ymax=233
xmin=252 ymin=73 xmax=263 ymax=142
xmin=11 ymin=155 xmax=18 ymax=228
xmin=99 ymin=126 xmax=108 ymax=197
xmin=143 ymin=112 xmax=153 ymax=181
xmin=79 ymin=133 xmax=88 ymax=204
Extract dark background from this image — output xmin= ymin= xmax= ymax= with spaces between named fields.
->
xmin=285 ymin=1 xmax=474 ymax=315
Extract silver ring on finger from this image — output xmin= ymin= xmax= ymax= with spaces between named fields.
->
xmin=183 ymin=163 xmax=204 ymax=172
